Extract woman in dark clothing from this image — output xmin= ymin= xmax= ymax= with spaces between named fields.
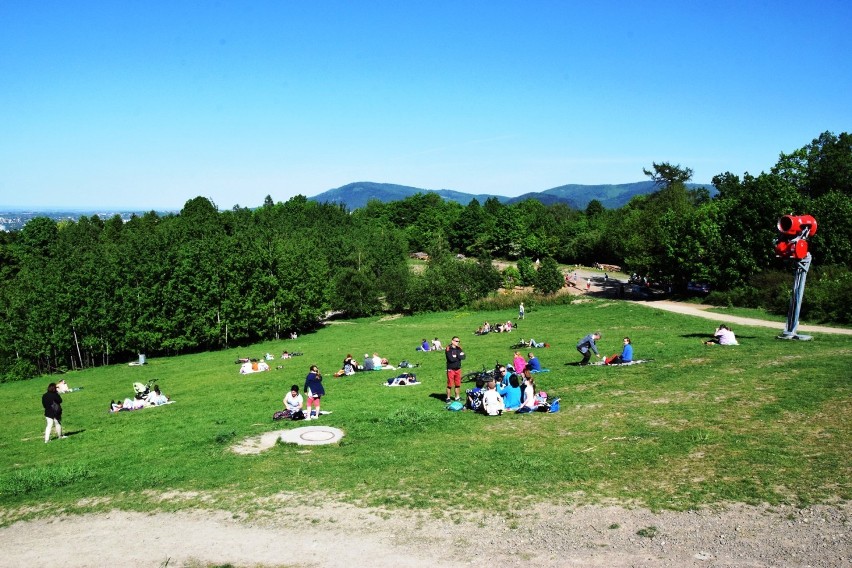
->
xmin=42 ymin=382 xmax=64 ymax=443
xmin=304 ymin=365 xmax=326 ymax=420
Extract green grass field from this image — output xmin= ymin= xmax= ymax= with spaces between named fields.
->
xmin=1 ymin=299 xmax=849 ymax=525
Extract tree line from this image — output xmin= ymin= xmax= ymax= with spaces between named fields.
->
xmin=1 ymin=131 xmax=849 ymax=380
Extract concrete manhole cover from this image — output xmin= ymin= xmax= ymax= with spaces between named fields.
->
xmin=231 ymin=426 xmax=345 ymax=454
xmin=280 ymin=426 xmax=344 ymax=446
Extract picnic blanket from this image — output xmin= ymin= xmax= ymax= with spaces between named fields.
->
xmin=596 ymin=359 xmax=652 ymax=367
xmin=110 ymin=400 xmax=176 ymax=413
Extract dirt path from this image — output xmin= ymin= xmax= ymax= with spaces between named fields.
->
xmin=631 ymin=300 xmax=852 ymax=336
xmin=1 ymin=500 xmax=849 ymax=567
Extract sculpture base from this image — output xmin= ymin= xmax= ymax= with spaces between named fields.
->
xmin=777 ymin=332 xmax=813 ymax=341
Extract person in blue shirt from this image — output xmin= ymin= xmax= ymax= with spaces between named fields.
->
xmin=497 ymin=364 xmax=512 ymax=387
xmin=465 ymin=378 xmax=486 ymax=412
xmin=497 ymin=373 xmax=522 ymax=410
xmin=416 ymin=338 xmax=431 ymax=352
xmin=605 ymin=337 xmax=634 ymax=365
xmin=526 ymin=352 xmax=542 ymax=373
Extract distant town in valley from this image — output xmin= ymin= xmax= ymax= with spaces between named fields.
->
xmin=0 ymin=210 xmax=176 ymax=232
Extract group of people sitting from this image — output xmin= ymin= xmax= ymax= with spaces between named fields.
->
xmin=704 ymin=325 xmax=738 ymax=346
xmin=239 ymin=359 xmax=271 ymax=373
xmin=109 ymin=383 xmax=169 ymax=412
xmin=362 ymin=352 xmax=396 ymax=371
xmin=465 ymin=368 xmax=552 ymax=416
xmin=237 ymin=350 xmax=305 ymax=374
xmin=474 ymin=320 xmax=515 ymax=335
xmin=415 ymin=337 xmax=443 ymax=351
xmin=511 ymin=351 xmax=547 ymax=374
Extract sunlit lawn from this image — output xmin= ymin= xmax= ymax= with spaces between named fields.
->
xmin=1 ymin=299 xmax=849 ymax=524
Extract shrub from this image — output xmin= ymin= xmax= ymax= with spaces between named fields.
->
xmin=502 ymin=266 xmax=521 ymax=290
xmin=0 ymin=358 xmax=39 ymax=383
xmin=517 ymin=257 xmax=536 ymax=286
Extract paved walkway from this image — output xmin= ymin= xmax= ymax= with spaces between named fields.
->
xmin=630 ymin=300 xmax=852 ymax=336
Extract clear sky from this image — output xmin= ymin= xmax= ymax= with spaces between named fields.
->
xmin=2 ymin=1 xmax=850 ymax=210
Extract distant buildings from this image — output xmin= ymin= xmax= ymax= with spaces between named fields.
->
xmin=0 ymin=210 xmax=176 ymax=232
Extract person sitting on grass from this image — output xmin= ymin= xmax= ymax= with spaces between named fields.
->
xmin=518 ymin=372 xmax=537 ymax=413
xmin=604 ymin=337 xmax=634 ymax=364
xmin=704 ymin=325 xmax=738 ymax=346
xmin=146 ymin=385 xmax=169 ymax=405
xmin=526 ymin=352 xmax=542 ymax=373
xmin=465 ymin=378 xmax=486 ymax=412
xmin=341 ymin=354 xmax=356 ymax=376
xmin=497 ymin=374 xmax=522 ymax=411
xmin=512 ymin=351 xmax=526 ymax=375
xmin=284 ymin=384 xmax=304 ymax=415
xmin=416 ymin=338 xmax=431 ymax=352
xmin=497 ymin=365 xmax=512 ymax=387
xmin=431 ymin=337 xmax=442 ymax=351
xmin=482 ymin=380 xmax=505 ymax=416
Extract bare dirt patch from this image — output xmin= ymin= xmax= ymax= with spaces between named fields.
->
xmin=0 ymin=500 xmax=848 ymax=567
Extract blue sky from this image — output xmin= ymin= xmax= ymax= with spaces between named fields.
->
xmin=2 ymin=1 xmax=850 ymax=210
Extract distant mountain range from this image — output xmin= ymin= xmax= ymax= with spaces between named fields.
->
xmin=309 ymin=181 xmax=715 ymax=211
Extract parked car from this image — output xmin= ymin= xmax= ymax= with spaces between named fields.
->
xmin=687 ymin=281 xmax=711 ymax=294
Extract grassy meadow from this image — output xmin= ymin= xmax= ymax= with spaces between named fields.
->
xmin=1 ymin=298 xmax=850 ymax=523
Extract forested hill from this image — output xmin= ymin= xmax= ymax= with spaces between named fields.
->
xmin=309 ymin=181 xmax=715 ymax=210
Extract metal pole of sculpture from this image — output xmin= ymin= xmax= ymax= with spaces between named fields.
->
xmin=774 ymin=215 xmax=818 ymax=341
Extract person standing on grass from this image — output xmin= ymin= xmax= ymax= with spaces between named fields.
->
xmin=576 ymin=332 xmax=602 ymax=365
xmin=304 ymin=365 xmax=325 ymax=419
xmin=445 ymin=336 xmax=465 ymax=403
xmin=42 ymin=382 xmax=65 ymax=443
xmin=519 ymin=302 xmax=525 ymax=320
